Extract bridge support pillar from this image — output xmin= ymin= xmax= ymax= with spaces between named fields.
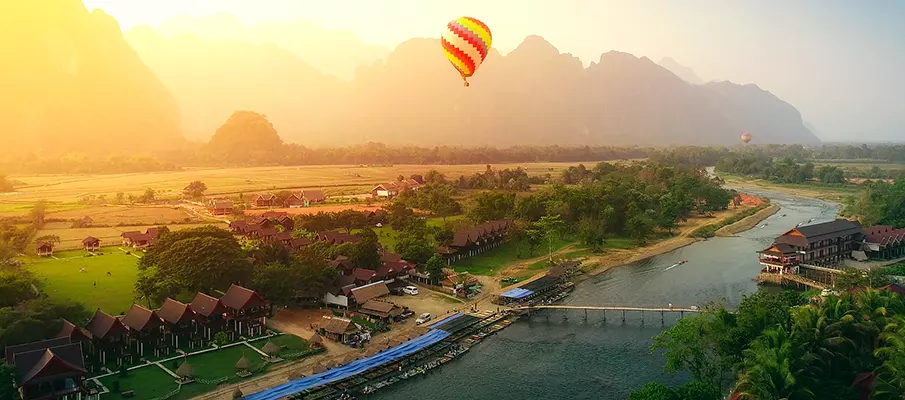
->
xmin=583 ymin=309 xmax=588 ymax=321
xmin=603 ymin=310 xmax=606 ymax=322
xmin=641 ymin=310 xmax=645 ymax=326
xmin=660 ymin=311 xmax=664 ymax=325
xmin=622 ymin=310 xmax=626 ymax=323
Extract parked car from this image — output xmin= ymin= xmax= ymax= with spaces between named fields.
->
xmin=415 ymin=313 xmax=432 ymax=324
xmin=403 ymin=286 xmax=419 ymax=296
xmin=399 ymin=310 xmax=415 ymax=320
xmin=389 ymin=286 xmax=405 ymax=296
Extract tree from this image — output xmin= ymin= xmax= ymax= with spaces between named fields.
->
xmin=627 ymin=382 xmax=678 ymax=400
xmin=30 ymin=200 xmax=46 ymax=226
xmin=652 ymin=306 xmax=736 ymax=395
xmin=434 ymin=227 xmax=455 ymax=246
xmin=395 ymin=229 xmax=434 ymax=265
xmin=467 ymin=191 xmax=515 ymax=223
xmin=0 ymin=267 xmax=39 ymax=307
xmin=252 ymin=262 xmax=302 ymax=313
xmin=183 ymin=181 xmax=207 ymax=199
xmin=383 ymin=202 xmax=416 ymax=231
xmin=627 ymin=212 xmax=656 ymax=245
xmin=424 ymin=254 xmax=446 ymax=284
xmin=0 ymin=362 xmax=19 ymax=400
xmin=335 ymin=209 xmax=367 ymax=233
xmin=213 ymin=332 xmax=229 ymax=349
xmin=138 ymin=227 xmax=252 ymax=293
xmin=35 ymin=234 xmax=60 ymax=245
xmin=348 ymin=229 xmax=381 ymax=270
xmin=534 ymin=214 xmax=565 ymax=262
xmin=578 ymin=216 xmax=606 ymax=252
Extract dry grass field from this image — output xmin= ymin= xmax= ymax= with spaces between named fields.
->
xmin=32 ymin=222 xmax=223 ymax=253
xmin=47 ymin=205 xmax=202 ymax=225
xmin=3 ymin=162 xmax=591 ymax=204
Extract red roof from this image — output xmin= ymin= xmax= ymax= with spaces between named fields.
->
xmin=36 ymin=241 xmax=53 ymax=251
xmin=121 ymin=231 xmax=142 ymax=239
xmin=13 ymin=344 xmax=87 ymax=386
xmin=220 ymin=284 xmax=268 ymax=311
xmin=121 ymin=304 xmax=163 ymax=332
xmin=261 ymin=211 xmax=288 ymax=218
xmin=352 ymin=268 xmax=377 ymax=282
xmin=85 ymin=309 xmax=127 ymax=339
xmin=56 ymin=319 xmax=90 ymax=342
xmin=82 ymin=236 xmax=100 ymax=245
xmin=190 ymin=293 xmax=227 ymax=317
xmin=157 ymin=298 xmax=195 ymax=325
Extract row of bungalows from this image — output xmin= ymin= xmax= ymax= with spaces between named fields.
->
xmin=436 ymin=219 xmax=514 ymax=264
xmin=5 ymin=336 xmax=89 ymax=400
xmin=61 ymin=284 xmax=268 ymax=367
xmin=120 ymin=226 xmax=166 ymax=249
xmin=370 ymin=178 xmax=423 ymax=199
xmin=860 ymin=225 xmax=905 ymax=260
xmin=254 ymin=189 xmax=326 ymax=208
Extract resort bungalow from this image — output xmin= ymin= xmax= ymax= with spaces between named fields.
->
xmin=284 ymin=194 xmax=304 ymax=208
xmin=208 ymin=200 xmax=233 ymax=216
xmin=229 ymin=220 xmax=249 ymax=234
xmin=129 ymin=233 xmax=151 ymax=249
xmin=860 ymin=225 xmax=905 ymax=260
xmin=315 ymin=231 xmax=361 ymax=245
xmin=321 ymin=317 xmax=360 ymax=344
xmin=85 ymin=309 xmax=129 ymax=365
xmin=330 ymin=256 xmax=357 ymax=275
xmin=352 ymin=268 xmax=378 ymax=286
xmin=758 ymin=219 xmax=864 ymax=271
xmin=157 ymin=298 xmax=198 ymax=349
xmin=254 ymin=193 xmax=277 ymax=208
xmin=6 ymin=338 xmax=88 ymax=400
xmin=82 ymin=237 xmax=100 ymax=252
xmin=300 ymin=189 xmax=326 ymax=205
xmin=121 ymin=304 xmax=167 ymax=357
xmin=358 ymin=300 xmax=405 ymax=324
xmin=275 ymin=215 xmax=294 ymax=231
xmin=36 ymin=241 xmax=53 ymax=257
xmin=220 ymin=284 xmax=269 ymax=337
xmin=443 ymin=219 xmax=513 ymax=263
xmin=190 ymin=293 xmax=228 ymax=341
xmin=56 ymin=320 xmax=91 ymax=344
xmin=120 ymin=231 xmax=142 ymax=246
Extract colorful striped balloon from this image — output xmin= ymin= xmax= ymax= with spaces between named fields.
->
xmin=442 ymin=17 xmax=492 ymax=87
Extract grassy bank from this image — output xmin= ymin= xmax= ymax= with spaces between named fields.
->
xmin=691 ymin=204 xmax=771 ymax=238
xmin=715 ymin=203 xmax=780 ymax=237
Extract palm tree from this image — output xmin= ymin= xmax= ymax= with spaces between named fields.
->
xmin=735 ymin=327 xmax=815 ymax=400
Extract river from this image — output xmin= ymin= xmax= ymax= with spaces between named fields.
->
xmin=372 ymin=191 xmax=839 ymax=399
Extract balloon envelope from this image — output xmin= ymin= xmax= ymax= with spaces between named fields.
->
xmin=442 ymin=17 xmax=492 ymax=86
xmin=741 ymin=132 xmax=751 ymax=143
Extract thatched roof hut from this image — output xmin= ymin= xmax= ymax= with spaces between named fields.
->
xmin=325 ymin=360 xmax=339 ymax=370
xmin=176 ymin=360 xmax=194 ymax=378
xmin=308 ymin=333 xmax=324 ymax=347
xmin=261 ymin=341 xmax=281 ymax=356
xmin=236 ymin=353 xmax=251 ymax=371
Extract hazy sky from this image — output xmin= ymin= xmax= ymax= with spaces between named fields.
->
xmin=83 ymin=0 xmax=905 ymax=142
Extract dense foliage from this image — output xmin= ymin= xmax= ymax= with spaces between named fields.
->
xmin=638 ymin=289 xmax=905 ymax=400
xmin=0 ymin=297 xmax=91 ymax=348
xmin=845 ymin=179 xmax=905 ymax=227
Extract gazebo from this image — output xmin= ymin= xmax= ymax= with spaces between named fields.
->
xmin=261 ymin=341 xmax=281 ymax=362
xmin=307 ymin=333 xmax=324 ymax=348
xmin=176 ymin=360 xmax=194 ymax=384
xmin=235 ymin=353 xmax=252 ymax=377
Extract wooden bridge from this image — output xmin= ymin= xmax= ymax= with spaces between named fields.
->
xmin=757 ymin=271 xmax=828 ymax=290
xmin=509 ymin=305 xmax=701 ymax=324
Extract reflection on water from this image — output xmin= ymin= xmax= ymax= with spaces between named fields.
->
xmin=374 ymin=192 xmax=838 ymax=399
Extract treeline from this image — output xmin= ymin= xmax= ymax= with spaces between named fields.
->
xmin=716 ymin=155 xmax=848 ymax=184
xmin=0 ymin=153 xmax=181 ymax=174
xmin=635 ymin=289 xmax=905 ymax=400
xmin=845 ymin=179 xmax=905 ymax=227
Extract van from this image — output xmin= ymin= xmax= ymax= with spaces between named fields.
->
xmin=403 ymin=286 xmax=419 ymax=295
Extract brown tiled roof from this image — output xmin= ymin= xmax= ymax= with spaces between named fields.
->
xmin=210 ymin=200 xmax=233 ymax=209
xmin=85 ymin=309 xmax=127 ymax=339
xmin=864 ymin=225 xmax=894 ymax=235
xmin=220 ymin=284 xmax=268 ymax=311
xmin=12 ymin=343 xmax=86 ymax=385
xmin=82 ymin=236 xmax=100 ymax=245
xmin=788 ymin=219 xmax=863 ymax=243
xmin=146 ymin=227 xmax=164 ymax=240
xmin=337 ymin=275 xmax=356 ymax=288
xmin=157 ymin=298 xmax=195 ymax=325
xmin=190 ymin=293 xmax=227 ymax=317
xmin=130 ymin=233 xmax=151 ymax=243
xmin=865 ymin=228 xmax=905 ymax=246
xmin=289 ymin=238 xmax=311 ymax=249
xmin=256 ymin=193 xmax=276 ymax=200
xmin=323 ymin=318 xmax=359 ymax=335
xmin=230 ymin=220 xmax=248 ymax=230
xmin=351 ymin=282 xmax=390 ymax=304
xmin=301 ymin=189 xmax=326 ymax=202
xmin=257 ymin=227 xmax=277 ymax=237
xmin=56 ymin=319 xmax=90 ymax=342
xmin=121 ymin=304 xmax=163 ymax=332
xmin=360 ymin=300 xmax=396 ymax=314
xmin=275 ymin=231 xmax=292 ymax=241
xmin=352 ymin=268 xmax=377 ymax=282
xmin=36 ymin=241 xmax=53 ymax=250
xmin=121 ymin=231 xmax=142 ymax=239
xmin=262 ymin=211 xmax=288 ymax=218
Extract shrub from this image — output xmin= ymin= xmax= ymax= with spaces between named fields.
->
xmin=111 ymin=380 xmax=120 ymax=393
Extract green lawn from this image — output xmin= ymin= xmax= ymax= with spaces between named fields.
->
xmin=26 ymin=247 xmax=140 ymax=314
xmin=252 ymin=334 xmax=309 ymax=354
xmin=452 ymin=237 xmax=574 ymax=276
xmin=189 ymin=345 xmax=266 ymax=380
xmin=360 ymin=215 xmax=465 ymax=251
xmin=98 ymin=365 xmax=179 ymax=400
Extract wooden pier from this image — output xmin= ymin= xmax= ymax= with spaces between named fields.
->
xmin=510 ymin=305 xmax=701 ymax=324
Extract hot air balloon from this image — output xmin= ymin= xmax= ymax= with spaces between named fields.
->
xmin=741 ymin=132 xmax=752 ymax=144
xmin=442 ymin=17 xmax=492 ymax=87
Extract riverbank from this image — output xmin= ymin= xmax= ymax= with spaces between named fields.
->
xmin=715 ymin=203 xmax=780 ymax=237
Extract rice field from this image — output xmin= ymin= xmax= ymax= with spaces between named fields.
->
xmin=46 ymin=205 xmax=202 ymax=225
xmin=32 ymin=223 xmax=223 ymax=252
xmin=3 ymin=162 xmax=588 ymax=204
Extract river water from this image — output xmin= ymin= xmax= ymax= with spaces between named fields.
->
xmin=373 ymin=191 xmax=839 ymax=399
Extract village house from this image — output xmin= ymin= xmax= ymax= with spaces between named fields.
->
xmin=329 ymin=255 xmax=357 ymax=275
xmin=207 ymin=200 xmax=233 ymax=216
xmin=81 ymin=236 xmax=100 ymax=252
xmin=80 ymin=216 xmax=92 ymax=227
xmin=220 ymin=284 xmax=269 ymax=337
xmin=229 ymin=220 xmax=249 ymax=234
xmin=758 ymin=219 xmax=864 ymax=272
xmin=860 ymin=225 xmax=905 ymax=260
xmin=56 ymin=320 xmax=91 ymax=345
xmin=350 ymin=281 xmax=391 ymax=309
xmin=190 ymin=293 xmax=228 ymax=341
xmin=121 ymin=304 xmax=167 ymax=357
xmin=36 ymin=241 xmax=53 ymax=257
xmin=157 ymin=298 xmax=199 ymax=349
xmin=352 ymin=268 xmax=378 ymax=286
xmin=358 ymin=300 xmax=406 ymax=324
xmin=300 ymin=189 xmax=326 ymax=205
xmin=284 ymin=194 xmax=304 ymax=208
xmin=315 ymin=231 xmax=361 ymax=245
xmin=254 ymin=193 xmax=277 ymax=208
xmin=129 ymin=233 xmax=152 ymax=249
xmin=320 ymin=317 xmax=361 ymax=344
xmin=120 ymin=231 xmax=142 ymax=246
xmin=5 ymin=338 xmax=88 ymax=400
xmin=85 ymin=309 xmax=129 ymax=365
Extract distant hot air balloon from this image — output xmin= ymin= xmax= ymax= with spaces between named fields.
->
xmin=442 ymin=17 xmax=492 ymax=87
xmin=741 ymin=132 xmax=752 ymax=144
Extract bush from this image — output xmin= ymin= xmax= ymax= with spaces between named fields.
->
xmin=112 ymin=380 xmax=120 ymax=393
xmin=118 ymin=365 xmax=128 ymax=377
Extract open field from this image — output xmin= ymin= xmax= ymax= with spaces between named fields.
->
xmin=246 ymin=204 xmax=384 ymax=216
xmin=718 ymin=173 xmax=860 ymax=202
xmin=3 ymin=162 xmax=595 ymax=204
xmin=26 ymin=247 xmax=140 ymax=313
xmin=46 ymin=205 xmax=202 ymax=225
xmin=31 ymin=223 xmax=222 ymax=252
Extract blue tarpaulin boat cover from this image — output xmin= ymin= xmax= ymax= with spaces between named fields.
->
xmin=427 ymin=312 xmax=463 ymax=328
xmin=246 ymin=314 xmax=461 ymax=400
xmin=500 ymin=287 xmax=534 ymax=299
